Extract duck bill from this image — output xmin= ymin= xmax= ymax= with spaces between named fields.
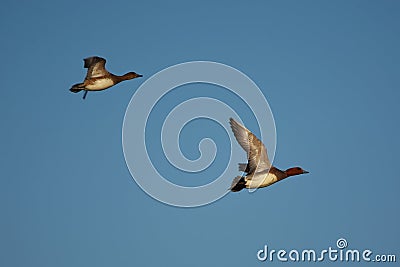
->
xmin=303 ymin=170 xmax=309 ymax=174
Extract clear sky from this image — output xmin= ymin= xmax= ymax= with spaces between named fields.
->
xmin=1 ymin=0 xmax=399 ymax=266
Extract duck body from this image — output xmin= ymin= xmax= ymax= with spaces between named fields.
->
xmin=70 ymin=56 xmax=142 ymax=99
xmin=71 ymin=77 xmax=115 ymax=92
xmin=231 ymin=167 xmax=304 ymax=192
xmin=229 ymin=118 xmax=309 ymax=192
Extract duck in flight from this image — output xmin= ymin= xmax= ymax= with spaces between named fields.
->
xmin=229 ymin=118 xmax=309 ymax=192
xmin=70 ymin=56 xmax=142 ymax=99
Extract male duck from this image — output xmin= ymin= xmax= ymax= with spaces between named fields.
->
xmin=70 ymin=56 xmax=142 ymax=99
xmin=229 ymin=118 xmax=309 ymax=192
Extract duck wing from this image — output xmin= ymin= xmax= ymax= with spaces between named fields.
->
xmin=229 ymin=118 xmax=271 ymax=175
xmin=83 ymin=56 xmax=108 ymax=79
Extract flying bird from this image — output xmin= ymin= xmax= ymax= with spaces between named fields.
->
xmin=229 ymin=118 xmax=309 ymax=192
xmin=70 ymin=56 xmax=142 ymax=99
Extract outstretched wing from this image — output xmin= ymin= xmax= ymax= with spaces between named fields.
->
xmin=83 ymin=56 xmax=108 ymax=79
xmin=229 ymin=118 xmax=271 ymax=175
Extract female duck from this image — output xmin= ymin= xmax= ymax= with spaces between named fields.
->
xmin=70 ymin=56 xmax=142 ymax=99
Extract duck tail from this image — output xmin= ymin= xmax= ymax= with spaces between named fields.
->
xmin=230 ymin=176 xmax=246 ymax=192
xmin=70 ymin=83 xmax=84 ymax=93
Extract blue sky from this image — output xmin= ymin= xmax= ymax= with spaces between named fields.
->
xmin=1 ymin=0 xmax=399 ymax=266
